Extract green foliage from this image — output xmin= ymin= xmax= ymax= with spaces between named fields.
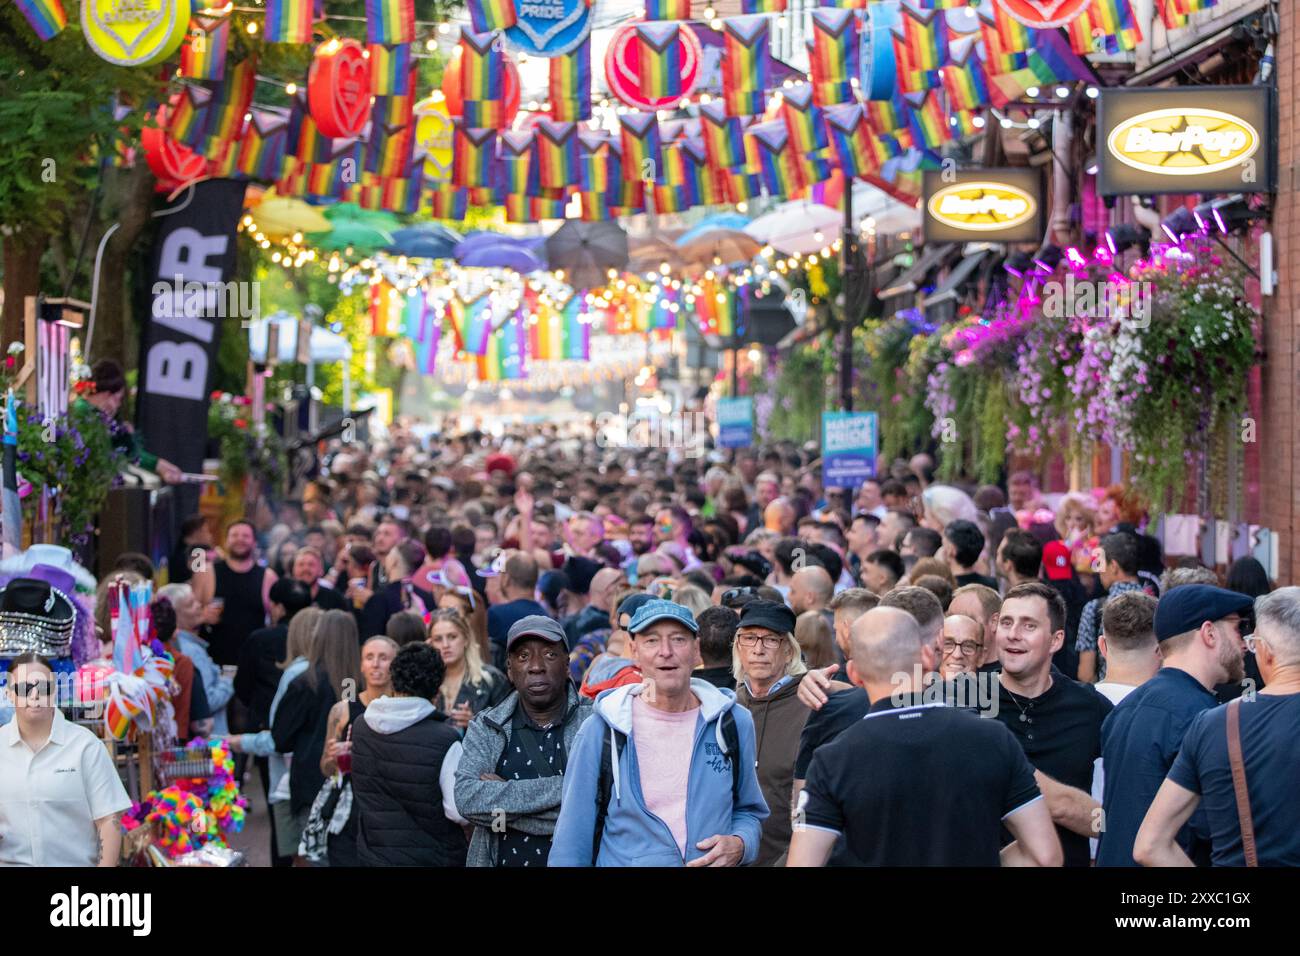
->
xmin=208 ymin=393 xmax=287 ymax=494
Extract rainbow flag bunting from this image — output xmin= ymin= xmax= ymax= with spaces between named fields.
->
xmin=425 ymin=185 xmax=469 ymax=220
xmin=824 ymin=103 xmax=876 ymax=178
xmin=381 ymin=169 xmax=423 ymax=213
xmin=619 ymin=112 xmax=664 ymax=184
xmin=904 ymin=89 xmax=951 ymax=149
xmin=169 ymin=85 xmax=214 ymax=149
xmin=950 ymin=108 xmax=981 ymax=137
xmin=366 ymin=122 xmax=414 ymax=178
xmin=372 ymin=90 xmax=416 ymax=130
xmin=721 ymin=17 xmax=771 ymax=117
xmin=561 ymin=297 xmax=590 ymax=360
xmin=467 ymin=0 xmax=518 ymax=32
xmin=1068 ymin=0 xmax=1142 ymax=55
xmin=644 ymin=0 xmax=691 ymax=19
xmin=810 ymin=9 xmax=858 ymax=85
xmin=578 ymin=131 xmax=614 ymax=191
xmin=864 ymin=97 xmax=906 ymax=134
xmin=365 ymin=0 xmax=415 ymax=45
xmin=208 ymin=139 xmax=242 ymax=179
xmin=181 ymin=15 xmax=230 ymax=81
xmin=368 ymin=44 xmax=413 ymax=96
xmin=941 ymin=48 xmax=990 ymax=110
xmin=404 ymin=288 xmax=439 ymax=375
xmin=305 ymin=161 xmax=345 ymax=198
xmin=780 ymin=83 xmax=828 ymax=153
xmin=264 ymin=0 xmax=313 ymax=44
xmin=202 ymin=58 xmax=257 ymax=158
xmin=722 ymin=169 xmax=763 ymax=204
xmin=238 ymin=110 xmax=291 ymax=179
xmin=741 ymin=0 xmax=786 ymax=12
xmin=14 ymin=0 xmax=66 ymax=40
xmin=499 ymin=131 xmax=538 ymax=196
xmin=744 ymin=121 xmax=804 ymax=199
xmin=578 ymin=192 xmax=610 ymax=220
xmin=452 ymin=124 xmax=498 ymax=187
xmin=479 ymin=312 xmax=527 ymax=381
xmin=534 ymin=120 xmax=579 ymax=190
xmin=636 ymin=23 xmax=683 ymax=101
xmin=699 ymin=101 xmax=746 ymax=170
xmin=892 ymin=4 xmax=948 ymax=92
xmin=460 ymin=28 xmax=506 ymax=128
xmin=550 ymin=38 xmax=592 ymax=122
xmin=450 ymin=294 xmax=494 ymax=356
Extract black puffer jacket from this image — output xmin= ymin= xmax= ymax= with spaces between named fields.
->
xmin=351 ymin=697 xmax=468 ymax=866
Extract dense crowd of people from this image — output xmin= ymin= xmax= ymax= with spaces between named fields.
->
xmin=5 ymin=420 xmax=1298 ymax=867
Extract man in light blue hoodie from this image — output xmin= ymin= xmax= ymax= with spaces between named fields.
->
xmin=549 ymin=599 xmax=768 ymax=867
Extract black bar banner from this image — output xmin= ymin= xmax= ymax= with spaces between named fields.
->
xmin=136 ymin=178 xmax=248 ymax=508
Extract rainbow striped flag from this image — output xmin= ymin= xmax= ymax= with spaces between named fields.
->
xmin=636 ymin=22 xmax=683 ymax=100
xmin=644 ymin=0 xmax=691 ymax=19
xmin=181 ymin=15 xmax=229 ymax=81
xmin=203 ymin=58 xmax=257 ymax=158
xmin=741 ymin=0 xmax=786 ymax=12
xmin=699 ymin=101 xmax=746 ymax=170
xmin=14 ymin=0 xmax=66 ymax=40
xmin=499 ymin=131 xmax=538 ymax=196
xmin=620 ymin=112 xmax=663 ymax=185
xmin=367 ymin=123 xmax=414 ymax=177
xmin=1068 ymin=0 xmax=1142 ymax=54
xmin=453 ymin=124 xmax=498 ymax=187
xmin=276 ymin=158 xmax=306 ymax=197
xmin=368 ymin=44 xmax=413 ymax=96
xmin=810 ymin=9 xmax=858 ymax=85
xmin=534 ymin=120 xmax=579 ymax=191
xmin=824 ymin=103 xmax=876 ymax=178
xmin=950 ymin=108 xmax=981 ymax=137
xmin=578 ymin=192 xmax=610 ymax=220
xmin=578 ymin=131 xmax=613 ymax=191
xmin=561 ymin=297 xmax=590 ymax=360
xmin=550 ymin=38 xmax=592 ymax=122
xmin=864 ymin=97 xmax=906 ymax=134
xmin=460 ymin=29 xmax=504 ymax=100
xmin=450 ymin=294 xmax=494 ymax=356
xmin=467 ymin=0 xmax=518 ymax=32
xmin=403 ymin=288 xmax=439 ymax=375
xmin=722 ymin=16 xmax=771 ymax=117
xmin=369 ymin=282 xmax=403 ymax=336
xmin=238 ymin=110 xmax=291 ymax=180
xmin=1158 ymin=0 xmax=1216 ymax=28
xmin=479 ymin=312 xmax=527 ymax=381
xmin=722 ymin=169 xmax=762 ymax=203
xmin=781 ymin=84 xmax=828 ymax=153
xmin=528 ymin=301 xmax=562 ymax=361
xmin=305 ymin=160 xmax=344 ymax=198
xmin=744 ymin=121 xmax=804 ymax=199
xmin=264 ymin=0 xmax=313 ymax=44
xmin=366 ymin=0 xmax=415 ymax=45
xmin=904 ymin=89 xmax=951 ymax=149
xmin=208 ymin=138 xmax=242 ymax=179
xmin=372 ymin=90 xmax=416 ymax=130
xmin=381 ymin=169 xmax=423 ymax=213
xmin=425 ymin=185 xmax=469 ymax=220
xmin=169 ymin=85 xmax=214 ymax=149
xmin=942 ymin=48 xmax=990 ymax=110
xmin=892 ymin=4 xmax=947 ymax=92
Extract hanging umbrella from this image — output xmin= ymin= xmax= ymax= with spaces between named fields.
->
xmin=250 ymin=192 xmax=333 ymax=238
xmin=307 ymin=218 xmax=395 ymax=254
xmin=745 ymin=200 xmax=843 ymax=255
xmin=628 ymin=233 xmax=685 ymax=274
xmin=676 ymin=212 xmax=752 ymax=247
xmin=457 ymin=244 xmax=545 ymax=272
xmin=324 ymin=202 xmax=402 ymax=231
xmin=391 ymin=222 xmax=464 ymax=246
xmin=544 ymin=220 xmax=629 ymax=289
xmin=677 ymin=228 xmax=762 ymax=266
xmin=385 ymin=223 xmax=462 ymax=260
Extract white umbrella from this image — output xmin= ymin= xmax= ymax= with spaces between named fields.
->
xmin=745 ymin=200 xmax=843 ymax=255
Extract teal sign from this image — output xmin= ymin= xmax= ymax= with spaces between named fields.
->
xmin=822 ymin=411 xmax=877 ymax=489
xmin=716 ymin=397 xmax=753 ymax=448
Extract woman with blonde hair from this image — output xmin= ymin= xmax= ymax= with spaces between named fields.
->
xmin=436 ymin=586 xmax=491 ymax=664
xmin=1055 ymin=493 xmax=1100 ymax=576
xmin=672 ymin=584 xmax=711 ymax=620
xmin=426 ymin=608 xmax=509 ymax=729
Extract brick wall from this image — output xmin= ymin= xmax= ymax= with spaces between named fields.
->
xmin=1260 ymin=0 xmax=1297 ymax=581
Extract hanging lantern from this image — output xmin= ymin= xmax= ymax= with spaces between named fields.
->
xmin=308 ymin=37 xmax=372 ymax=138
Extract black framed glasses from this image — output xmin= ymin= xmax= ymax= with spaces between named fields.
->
xmin=736 ymin=632 xmax=785 ymax=649
xmin=942 ymin=639 xmax=984 ymax=657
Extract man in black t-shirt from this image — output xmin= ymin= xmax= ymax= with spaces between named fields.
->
xmin=985 ymin=582 xmax=1112 ymax=867
xmin=1135 ymin=587 xmax=1300 ymax=866
xmin=789 ymin=606 xmax=1061 ymax=867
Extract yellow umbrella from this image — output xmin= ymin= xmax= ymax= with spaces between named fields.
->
xmin=249 ymin=190 xmax=333 ymax=238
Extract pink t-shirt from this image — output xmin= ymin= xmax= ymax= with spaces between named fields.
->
xmin=632 ymin=693 xmax=700 ymax=859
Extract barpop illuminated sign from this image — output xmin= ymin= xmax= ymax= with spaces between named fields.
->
xmin=921 ymin=168 xmax=1044 ymax=242
xmin=1097 ymin=86 xmax=1274 ymax=195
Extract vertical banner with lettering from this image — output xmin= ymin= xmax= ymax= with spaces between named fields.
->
xmin=821 ymin=411 xmax=878 ymax=492
xmin=716 ymin=396 xmax=753 ymax=448
xmin=137 ymin=178 xmax=248 ymax=512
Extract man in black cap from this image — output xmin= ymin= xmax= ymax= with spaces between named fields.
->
xmin=453 ymin=615 xmax=592 ymax=867
xmin=733 ymin=599 xmax=808 ymax=865
xmin=562 ymin=563 xmax=624 ymax=650
xmin=1097 ymin=584 xmax=1252 ymax=866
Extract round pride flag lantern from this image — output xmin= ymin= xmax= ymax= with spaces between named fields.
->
xmin=308 ymin=37 xmax=372 ymax=138
xmin=993 ymin=0 xmax=1091 ymax=28
xmin=82 ymin=0 xmax=191 ymax=66
xmin=605 ymin=21 xmax=702 ymax=111
xmin=441 ymin=45 xmax=522 ymax=130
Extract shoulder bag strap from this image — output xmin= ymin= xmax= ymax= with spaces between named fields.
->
xmin=1225 ymin=698 xmax=1257 ymax=867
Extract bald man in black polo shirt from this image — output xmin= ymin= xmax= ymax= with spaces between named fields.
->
xmin=788 ymin=606 xmax=1061 ymax=867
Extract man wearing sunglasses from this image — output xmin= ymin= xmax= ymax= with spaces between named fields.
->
xmin=0 ymin=653 xmax=131 ymax=866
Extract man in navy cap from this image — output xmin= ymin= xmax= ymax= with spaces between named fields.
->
xmin=1096 ymin=584 xmax=1252 ymax=866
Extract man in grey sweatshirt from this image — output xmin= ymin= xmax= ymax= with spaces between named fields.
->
xmin=452 ymin=615 xmax=592 ymax=867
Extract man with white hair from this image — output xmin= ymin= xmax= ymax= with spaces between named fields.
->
xmin=788 ymin=606 xmax=1061 ymax=867
xmin=733 ymin=600 xmax=808 ymax=866
xmin=1136 ymin=586 xmax=1300 ymax=866
xmin=158 ymin=582 xmax=235 ymax=735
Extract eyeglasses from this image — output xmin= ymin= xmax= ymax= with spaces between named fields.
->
xmin=1244 ymin=634 xmax=1270 ymax=654
xmin=942 ymin=639 xmax=984 ymax=657
xmin=737 ymin=632 xmax=785 ymax=649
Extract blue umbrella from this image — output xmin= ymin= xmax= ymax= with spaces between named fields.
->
xmin=457 ymin=244 xmax=544 ymax=272
xmin=676 ymin=213 xmax=752 ymax=247
xmin=385 ymin=233 xmax=459 ymax=259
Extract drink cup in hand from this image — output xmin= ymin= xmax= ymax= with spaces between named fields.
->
xmin=335 ymin=740 xmax=352 ymax=775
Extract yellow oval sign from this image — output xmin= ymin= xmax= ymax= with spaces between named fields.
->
xmin=414 ymin=94 xmax=455 ymax=185
xmin=926 ymin=182 xmax=1037 ymax=232
xmin=82 ymin=0 xmax=191 ymax=67
xmin=1107 ymin=108 xmax=1259 ymax=176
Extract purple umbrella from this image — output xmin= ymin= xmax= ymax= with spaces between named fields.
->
xmin=457 ymin=244 xmax=544 ymax=273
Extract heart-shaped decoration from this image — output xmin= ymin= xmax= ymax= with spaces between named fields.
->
xmin=142 ymin=111 xmax=209 ymax=188
xmin=83 ymin=0 xmax=190 ymax=66
xmin=994 ymin=0 xmax=1091 ymax=29
xmin=309 ymin=39 xmax=372 ymax=139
